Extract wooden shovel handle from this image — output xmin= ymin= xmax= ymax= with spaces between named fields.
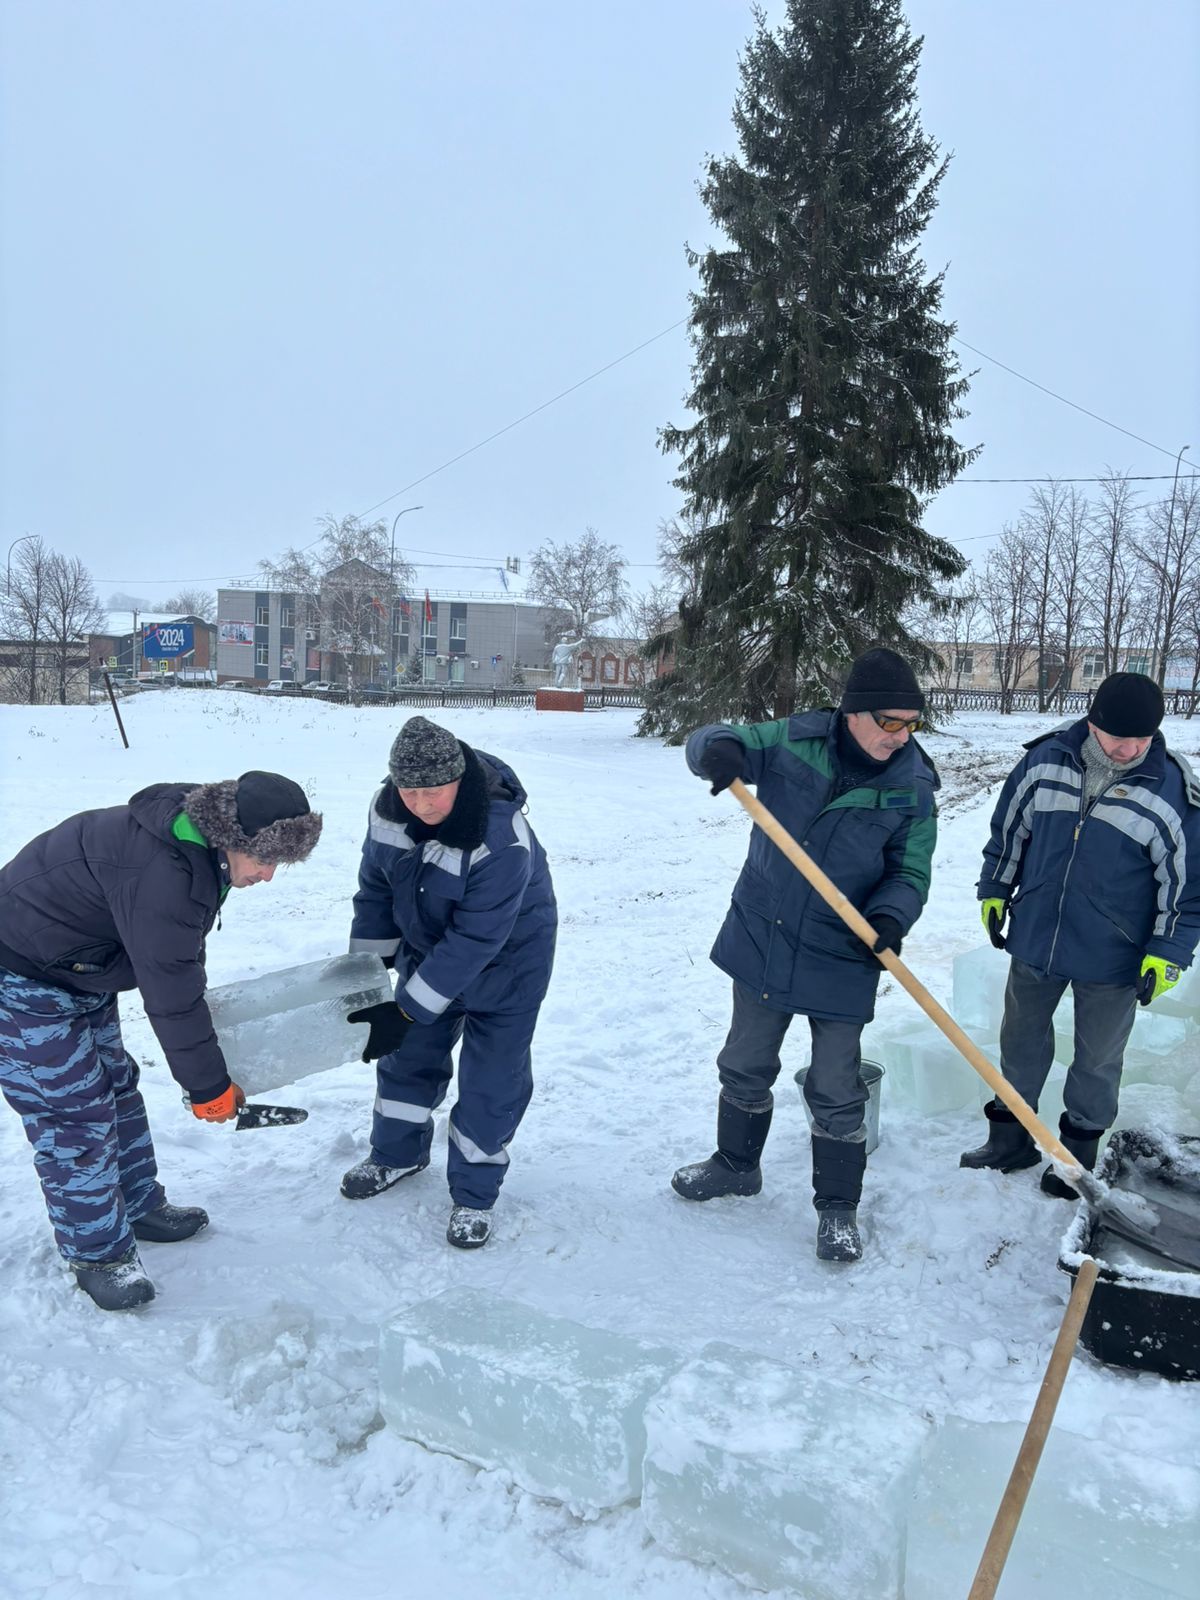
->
xmin=728 ymin=779 xmax=1078 ymax=1171
xmin=966 ymin=1257 xmax=1100 ymax=1598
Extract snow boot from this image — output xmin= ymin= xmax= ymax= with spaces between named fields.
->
xmin=132 ymin=1201 xmax=209 ymax=1243
xmin=671 ymin=1094 xmax=773 ymax=1201
xmin=340 ymin=1156 xmax=429 ymax=1200
xmin=1040 ymin=1114 xmax=1103 ymax=1200
xmin=959 ymin=1102 xmax=1040 ymax=1172
xmin=812 ymin=1134 xmax=867 ymax=1263
xmin=72 ymin=1246 xmax=156 ymax=1311
xmin=447 ymin=1205 xmax=492 ymax=1249
xmin=816 ymin=1207 xmax=863 ymax=1263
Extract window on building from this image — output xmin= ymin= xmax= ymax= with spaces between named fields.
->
xmin=1081 ymin=651 xmax=1105 ymax=681
xmin=450 ymin=617 xmax=467 ymax=640
xmin=422 ymin=654 xmax=438 ymax=684
xmin=280 ymin=606 xmax=294 ymax=629
xmin=256 ymin=605 xmax=270 ymax=626
xmin=579 ymin=653 xmax=595 ymax=683
xmin=255 ymin=643 xmax=269 ymax=666
xmin=994 ymin=649 xmax=1012 ymax=681
xmin=601 ymin=654 xmax=619 ymax=683
xmin=449 ymin=657 xmax=465 ymax=684
xmin=1126 ymin=653 xmax=1151 ymax=675
xmin=954 ymin=650 xmax=974 ymax=677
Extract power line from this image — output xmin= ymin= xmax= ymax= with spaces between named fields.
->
xmin=954 ymin=472 xmax=1199 ymax=485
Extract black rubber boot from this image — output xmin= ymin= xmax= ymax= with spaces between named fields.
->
xmin=132 ymin=1201 xmax=209 ymax=1243
xmin=446 ymin=1206 xmax=492 ymax=1249
xmin=812 ymin=1134 xmax=867 ymax=1263
xmin=72 ymin=1246 xmax=156 ymax=1311
xmin=340 ymin=1156 xmax=429 ymax=1199
xmin=1040 ymin=1114 xmax=1103 ymax=1200
xmin=959 ymin=1102 xmax=1040 ymax=1172
xmin=671 ymin=1094 xmax=773 ymax=1201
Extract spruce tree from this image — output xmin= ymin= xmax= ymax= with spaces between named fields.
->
xmin=641 ymin=0 xmax=974 ymax=740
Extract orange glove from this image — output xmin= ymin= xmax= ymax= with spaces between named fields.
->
xmin=189 ymin=1082 xmax=246 ymax=1123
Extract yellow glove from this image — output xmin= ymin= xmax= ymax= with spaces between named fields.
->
xmin=1138 ymin=955 xmax=1181 ymax=1007
xmin=980 ymin=897 xmax=1007 ymax=947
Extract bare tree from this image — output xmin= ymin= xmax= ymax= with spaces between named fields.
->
xmin=1085 ymin=470 xmax=1141 ymax=677
xmin=1138 ymin=479 xmax=1200 ymax=686
xmin=905 ymin=577 xmax=983 ymax=693
xmin=44 ymin=554 xmax=105 ymax=704
xmin=656 ymin=513 xmax=708 ymax=597
xmin=162 ymin=587 xmax=216 ymax=621
xmin=979 ymin=525 xmax=1037 ymax=713
xmin=617 ymin=584 xmax=678 ymax=687
xmin=1048 ymin=486 xmax=1089 ymax=709
xmin=526 ymin=527 xmax=629 ymax=646
xmin=0 ymin=536 xmax=52 ymax=704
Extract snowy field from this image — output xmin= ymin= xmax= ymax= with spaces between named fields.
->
xmin=1 ymin=693 xmax=1198 ymax=1599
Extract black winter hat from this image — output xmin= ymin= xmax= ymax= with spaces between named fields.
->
xmin=388 ymin=716 xmax=466 ymax=788
xmin=840 ymin=648 xmax=925 ymax=714
xmin=1088 ymin=672 xmax=1164 ymax=738
xmin=182 ymin=772 xmax=323 ymax=864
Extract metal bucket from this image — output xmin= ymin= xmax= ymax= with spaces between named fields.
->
xmin=793 ymin=1059 xmax=885 ymax=1156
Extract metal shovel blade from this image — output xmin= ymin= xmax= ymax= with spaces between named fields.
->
xmin=234 ymin=1103 xmax=309 ymax=1131
xmin=1074 ymin=1170 xmax=1200 ymax=1273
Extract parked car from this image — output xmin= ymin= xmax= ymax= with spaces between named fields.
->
xmin=218 ymin=679 xmax=248 ymax=691
xmin=302 ymin=680 xmax=335 ymax=693
xmin=354 ymin=683 xmax=390 ymax=702
xmin=264 ymin=680 xmax=304 ymax=695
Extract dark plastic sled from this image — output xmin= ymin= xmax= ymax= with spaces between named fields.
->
xmin=1058 ymin=1129 xmax=1200 ymax=1381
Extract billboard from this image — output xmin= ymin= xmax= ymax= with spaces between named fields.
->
xmin=142 ymin=622 xmax=194 ymax=659
xmin=218 ymin=620 xmax=254 ymax=644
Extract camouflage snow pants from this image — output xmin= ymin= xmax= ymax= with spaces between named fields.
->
xmin=0 ymin=968 xmax=164 ymax=1262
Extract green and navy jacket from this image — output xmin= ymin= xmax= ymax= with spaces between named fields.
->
xmin=979 ymin=718 xmax=1200 ymax=984
xmin=687 ymin=710 xmax=939 ymax=1023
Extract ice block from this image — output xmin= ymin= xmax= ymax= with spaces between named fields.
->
xmin=906 ymin=1417 xmax=1199 ymax=1599
xmin=206 ymin=953 xmax=391 ymax=1096
xmin=641 ymin=1342 xmax=930 ymax=1599
xmin=379 ymin=1288 xmax=678 ymax=1513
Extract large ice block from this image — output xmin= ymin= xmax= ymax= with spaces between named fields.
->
xmin=641 ymin=1342 xmax=930 ymax=1599
xmin=379 ymin=1288 xmax=677 ymax=1513
xmin=952 ymin=943 xmax=1009 ymax=1035
xmin=906 ymin=1417 xmax=1200 ymax=1599
xmin=206 ymin=953 xmax=391 ymax=1096
xmin=884 ymin=1021 xmax=989 ymax=1114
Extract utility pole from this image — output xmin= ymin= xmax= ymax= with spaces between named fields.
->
xmin=388 ymin=505 xmax=422 ymax=686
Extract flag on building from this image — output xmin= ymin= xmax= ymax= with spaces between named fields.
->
xmin=424 ymin=590 xmax=433 ymax=624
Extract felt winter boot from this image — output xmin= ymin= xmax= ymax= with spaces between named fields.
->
xmin=132 ymin=1201 xmax=209 ymax=1243
xmin=340 ymin=1156 xmax=429 ymax=1200
xmin=446 ymin=1206 xmax=492 ymax=1249
xmin=72 ymin=1246 xmax=156 ymax=1311
xmin=1040 ymin=1114 xmax=1103 ymax=1200
xmin=671 ymin=1094 xmax=773 ymax=1201
xmin=959 ymin=1102 xmax=1040 ymax=1172
xmin=812 ymin=1134 xmax=867 ymax=1263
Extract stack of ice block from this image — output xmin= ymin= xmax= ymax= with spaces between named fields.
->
xmin=206 ymin=953 xmax=392 ymax=1097
xmin=379 ymin=1289 xmax=677 ymax=1514
xmin=906 ymin=1417 xmax=1200 ymax=1599
xmin=641 ymin=1343 xmax=930 ymax=1599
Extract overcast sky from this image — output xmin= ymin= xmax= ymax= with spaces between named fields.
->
xmin=2 ymin=0 xmax=1197 ymax=606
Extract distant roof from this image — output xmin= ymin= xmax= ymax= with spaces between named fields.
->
xmin=99 ymin=611 xmax=199 ymax=637
xmin=405 ymin=563 xmax=536 ymax=604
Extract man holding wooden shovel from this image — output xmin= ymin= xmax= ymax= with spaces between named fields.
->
xmin=0 ymin=772 xmax=322 ymax=1310
xmin=672 ymin=648 xmax=938 ymax=1263
xmin=963 ymin=671 xmax=1200 ymax=1196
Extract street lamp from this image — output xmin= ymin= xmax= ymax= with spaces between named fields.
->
xmin=389 ymin=505 xmax=422 ymax=685
xmin=5 ymin=533 xmax=38 ymax=593
xmin=1158 ymin=445 xmax=1191 ymax=685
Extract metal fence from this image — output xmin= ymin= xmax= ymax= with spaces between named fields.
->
xmin=927 ymin=687 xmax=1200 ymax=717
xmin=248 ymin=685 xmax=648 ymax=711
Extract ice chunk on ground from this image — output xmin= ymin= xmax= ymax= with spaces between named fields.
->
xmin=906 ymin=1417 xmax=1200 ymax=1598
xmin=952 ymin=943 xmax=1009 ymax=1035
xmin=641 ymin=1341 xmax=930 ymax=1599
xmin=206 ymin=953 xmax=391 ymax=1096
xmin=883 ymin=1022 xmax=990 ymax=1114
xmin=379 ymin=1288 xmax=677 ymax=1513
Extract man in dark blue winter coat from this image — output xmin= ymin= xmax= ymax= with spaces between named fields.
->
xmin=0 ymin=772 xmax=322 ymax=1310
xmin=340 ymin=716 xmax=557 ymax=1250
xmin=963 ymin=672 xmax=1200 ymax=1196
xmin=672 ymin=648 xmax=938 ymax=1263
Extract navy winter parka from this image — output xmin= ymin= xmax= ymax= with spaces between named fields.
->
xmin=349 ymin=746 xmax=557 ymax=1023
xmin=978 ymin=717 xmax=1200 ymax=984
xmin=688 ymin=710 xmax=939 ymax=1024
xmin=0 ymin=784 xmax=231 ymax=1095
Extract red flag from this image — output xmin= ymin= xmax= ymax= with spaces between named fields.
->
xmin=424 ymin=590 xmax=433 ymax=624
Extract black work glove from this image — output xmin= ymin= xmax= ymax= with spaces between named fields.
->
xmin=695 ymin=736 xmax=744 ymax=796
xmin=347 ymin=1001 xmax=414 ymax=1063
xmin=869 ymin=916 xmax=904 ymax=961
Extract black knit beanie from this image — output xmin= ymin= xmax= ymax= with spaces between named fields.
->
xmin=1089 ymin=673 xmax=1164 ymax=738
xmin=840 ymin=648 xmax=925 ymax=714
xmin=388 ymin=716 xmax=466 ymax=788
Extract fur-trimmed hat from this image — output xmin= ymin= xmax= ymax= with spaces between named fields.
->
xmin=182 ymin=771 xmax=323 ymax=864
xmin=388 ymin=716 xmax=466 ymax=789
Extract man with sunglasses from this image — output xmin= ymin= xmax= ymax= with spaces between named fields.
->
xmin=672 ymin=647 xmax=937 ymax=1263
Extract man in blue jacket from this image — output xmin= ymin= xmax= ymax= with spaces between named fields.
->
xmin=672 ymin=649 xmax=938 ymax=1263
xmin=963 ymin=672 xmax=1200 ymax=1195
xmin=340 ymin=717 xmax=557 ymax=1249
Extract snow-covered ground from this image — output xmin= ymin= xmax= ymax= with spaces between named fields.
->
xmin=1 ymin=694 xmax=1197 ymax=1599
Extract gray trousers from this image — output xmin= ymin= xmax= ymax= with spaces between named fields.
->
xmin=999 ymin=958 xmax=1138 ymax=1132
xmin=717 ymin=982 xmax=868 ymax=1141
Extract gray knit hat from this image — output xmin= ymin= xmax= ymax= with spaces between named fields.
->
xmin=388 ymin=716 xmax=466 ymax=788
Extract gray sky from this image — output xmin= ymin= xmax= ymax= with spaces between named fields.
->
xmin=2 ymin=0 xmax=1197 ymax=606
